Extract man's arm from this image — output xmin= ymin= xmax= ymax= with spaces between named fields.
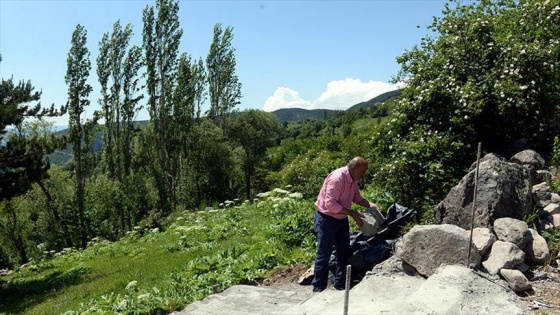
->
xmin=338 ymin=207 xmax=364 ymax=227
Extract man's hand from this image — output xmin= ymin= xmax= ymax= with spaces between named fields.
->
xmin=350 ymin=210 xmax=365 ymax=228
xmin=368 ymin=202 xmax=384 ymax=219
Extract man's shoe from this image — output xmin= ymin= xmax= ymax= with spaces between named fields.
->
xmin=333 ymin=284 xmax=345 ymax=290
xmin=312 ymin=287 xmax=324 ymax=293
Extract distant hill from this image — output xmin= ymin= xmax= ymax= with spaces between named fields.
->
xmin=346 ymin=89 xmax=402 ymax=112
xmin=272 ymin=108 xmax=341 ymax=123
xmin=272 ymin=89 xmax=402 ymax=122
xmin=49 ymin=120 xmax=150 ymax=165
xmin=48 ymin=89 xmax=403 ymax=165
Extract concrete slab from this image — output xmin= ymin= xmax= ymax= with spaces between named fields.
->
xmin=173 ymin=285 xmax=311 ymax=315
xmin=176 ymin=265 xmax=527 ymax=315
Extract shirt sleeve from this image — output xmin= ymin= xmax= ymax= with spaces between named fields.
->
xmin=322 ymin=175 xmax=344 ymax=213
xmin=352 ymin=184 xmax=365 ymax=205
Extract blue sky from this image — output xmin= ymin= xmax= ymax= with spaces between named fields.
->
xmin=0 ymin=0 xmax=447 ymax=126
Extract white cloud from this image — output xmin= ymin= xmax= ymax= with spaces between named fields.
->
xmin=262 ymin=78 xmax=403 ymax=112
xmin=262 ymin=87 xmax=311 ymax=112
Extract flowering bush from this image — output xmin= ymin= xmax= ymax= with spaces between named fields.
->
xmin=371 ymin=0 xmax=560 ymax=217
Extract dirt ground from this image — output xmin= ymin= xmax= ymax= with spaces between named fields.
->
xmin=259 ymin=263 xmax=560 ymax=315
xmin=519 ymin=268 xmax=560 ymax=314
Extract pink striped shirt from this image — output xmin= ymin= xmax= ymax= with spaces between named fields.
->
xmin=315 ymin=166 xmax=365 ymax=219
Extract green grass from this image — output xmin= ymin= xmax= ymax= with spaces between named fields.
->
xmin=0 ymin=191 xmax=316 ymax=314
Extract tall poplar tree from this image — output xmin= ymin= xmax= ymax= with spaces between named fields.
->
xmin=65 ymin=24 xmax=99 ymax=248
xmin=142 ymin=0 xmax=183 ymax=214
xmin=97 ymin=21 xmax=143 ymax=232
xmin=206 ymin=23 xmax=242 ymax=130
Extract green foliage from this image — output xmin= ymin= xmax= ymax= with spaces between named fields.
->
xmin=370 ymin=122 xmax=468 ymax=217
xmin=549 ymin=137 xmax=560 ymax=192
xmin=0 ymin=190 xmax=315 ymax=314
xmin=181 ymin=120 xmax=243 ymax=206
xmin=142 ymin=0 xmax=184 ymax=215
xmin=552 ymin=137 xmax=560 ymax=168
xmin=259 ymin=188 xmax=315 ymax=248
xmin=228 ymin=109 xmax=282 ymax=199
xmin=206 ymin=23 xmax=242 ymax=126
xmin=267 ymin=150 xmax=347 ymax=199
xmin=0 ymin=62 xmax=65 ymax=202
xmin=541 ymin=230 xmax=560 ymax=263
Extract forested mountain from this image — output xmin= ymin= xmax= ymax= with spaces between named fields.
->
xmin=346 ymin=89 xmax=401 ymax=111
xmin=271 ymin=89 xmax=402 ymax=122
xmin=272 ymin=108 xmax=339 ymax=122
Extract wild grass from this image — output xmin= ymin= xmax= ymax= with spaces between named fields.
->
xmin=0 ymin=190 xmax=316 ymax=314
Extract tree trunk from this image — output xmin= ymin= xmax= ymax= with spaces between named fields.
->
xmin=37 ymin=180 xmax=74 ymax=248
xmin=245 ymin=168 xmax=251 ymax=201
xmin=76 ymin=150 xmax=88 ymax=249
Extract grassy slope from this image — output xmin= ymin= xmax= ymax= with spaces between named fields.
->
xmin=0 ymin=191 xmax=316 ymax=314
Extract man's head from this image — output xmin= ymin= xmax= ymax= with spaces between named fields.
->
xmin=348 ymin=156 xmax=368 ymax=182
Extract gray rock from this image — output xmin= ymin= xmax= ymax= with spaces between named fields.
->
xmin=525 ymin=229 xmax=550 ymax=265
xmin=370 ymin=256 xmax=420 ymax=277
xmin=500 ymin=268 xmax=532 ymax=292
xmin=493 ymin=217 xmax=531 ymax=249
xmin=482 ymin=241 xmax=525 ymax=275
xmin=297 ymin=264 xmax=314 ymax=285
xmin=552 ymin=193 xmax=560 ymax=204
xmin=510 ymin=149 xmax=546 ymax=170
xmin=360 ymin=207 xmax=385 ymax=236
xmin=533 ymin=181 xmax=550 ymax=193
xmin=470 ymin=227 xmax=497 ymax=257
xmin=394 ymin=224 xmax=480 ymax=277
xmin=545 ymin=202 xmax=560 ymax=215
xmin=435 ymin=153 xmax=533 ymax=229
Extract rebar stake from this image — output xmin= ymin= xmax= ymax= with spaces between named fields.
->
xmin=467 ymin=142 xmax=482 ymax=267
xmin=344 ymin=264 xmax=351 ymax=315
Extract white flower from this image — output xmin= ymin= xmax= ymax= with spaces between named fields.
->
xmin=288 ymin=192 xmax=303 ymax=199
xmin=273 ymin=188 xmax=289 ymax=195
xmin=138 ymin=293 xmax=151 ymax=300
xmin=118 ymin=299 xmax=128 ymax=309
xmin=125 ymin=281 xmax=138 ymax=290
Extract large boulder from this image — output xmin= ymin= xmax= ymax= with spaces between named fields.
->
xmin=510 ymin=149 xmax=546 ymax=170
xmin=435 ymin=153 xmax=533 ymax=229
xmin=394 ymin=224 xmax=480 ymax=277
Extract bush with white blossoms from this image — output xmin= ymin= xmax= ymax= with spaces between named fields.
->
xmin=368 ymin=0 xmax=560 ymax=218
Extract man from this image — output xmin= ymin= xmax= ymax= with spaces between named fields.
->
xmin=312 ymin=156 xmax=382 ymax=293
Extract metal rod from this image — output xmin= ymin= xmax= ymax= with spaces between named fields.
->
xmin=467 ymin=142 xmax=482 ymax=267
xmin=344 ymin=264 xmax=351 ymax=315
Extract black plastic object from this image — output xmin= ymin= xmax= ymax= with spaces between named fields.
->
xmin=328 ymin=203 xmax=417 ymax=283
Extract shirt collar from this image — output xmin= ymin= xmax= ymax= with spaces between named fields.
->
xmin=343 ymin=166 xmax=354 ymax=183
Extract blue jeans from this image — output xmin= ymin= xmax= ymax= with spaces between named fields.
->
xmin=312 ymin=210 xmax=350 ymax=291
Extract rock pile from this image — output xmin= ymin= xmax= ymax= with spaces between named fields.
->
xmin=397 ymin=149 xmax=559 ymax=293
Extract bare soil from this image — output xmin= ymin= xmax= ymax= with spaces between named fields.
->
xmin=518 ymin=269 xmax=560 ymax=314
